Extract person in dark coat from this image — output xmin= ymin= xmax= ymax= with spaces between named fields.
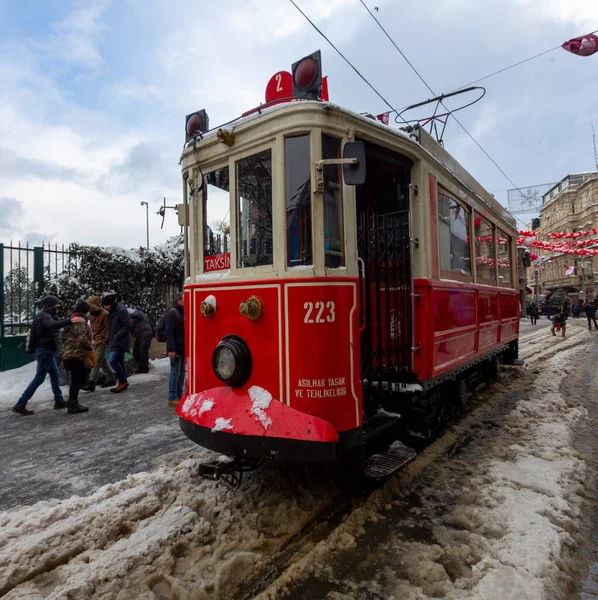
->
xmin=12 ymin=296 xmax=85 ymax=416
xmin=102 ymin=292 xmax=132 ymax=393
xmin=165 ymin=292 xmax=185 ymax=407
xmin=61 ymin=300 xmax=92 ymax=414
xmin=130 ymin=309 xmax=153 ymax=374
xmin=530 ymin=303 xmax=539 ymax=325
xmin=585 ymin=301 xmax=598 ymax=331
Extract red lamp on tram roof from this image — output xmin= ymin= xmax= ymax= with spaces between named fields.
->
xmin=291 ymin=50 xmax=322 ymax=99
xmin=185 ymin=109 xmax=209 ymax=142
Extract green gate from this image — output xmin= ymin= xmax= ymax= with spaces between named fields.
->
xmin=0 ymin=243 xmax=72 ymax=371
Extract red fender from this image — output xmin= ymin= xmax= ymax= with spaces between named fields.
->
xmin=177 ymin=385 xmax=339 ymax=443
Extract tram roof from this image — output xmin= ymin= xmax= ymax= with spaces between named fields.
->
xmin=182 ymin=100 xmax=516 ymax=231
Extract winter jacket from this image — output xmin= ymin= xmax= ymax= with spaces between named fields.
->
xmin=585 ymin=304 xmax=596 ymax=318
xmin=61 ymin=314 xmax=93 ymax=360
xmin=108 ymin=303 xmax=132 ymax=352
xmin=130 ymin=310 xmax=153 ymax=339
xmin=165 ymin=305 xmax=184 ymax=356
xmin=552 ymin=312 xmax=567 ymax=325
xmin=88 ymin=296 xmax=111 ymax=345
xmin=30 ymin=309 xmax=72 ymax=352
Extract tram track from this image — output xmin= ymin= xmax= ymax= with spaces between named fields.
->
xmin=232 ymin=322 xmax=592 ymax=600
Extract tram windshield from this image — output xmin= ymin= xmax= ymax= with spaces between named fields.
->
xmin=236 ymin=149 xmax=273 ymax=268
xmin=204 ymin=168 xmax=230 ymax=257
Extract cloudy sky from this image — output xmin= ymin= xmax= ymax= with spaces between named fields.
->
xmin=1 ymin=0 xmax=597 ymax=249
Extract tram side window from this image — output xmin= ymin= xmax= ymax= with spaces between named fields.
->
xmin=285 ymin=135 xmax=312 ymax=267
xmin=497 ymin=229 xmax=512 ymax=287
xmin=438 ymin=192 xmax=472 ymax=277
xmin=322 ymin=134 xmax=345 ymax=268
xmin=236 ymin=150 xmax=273 ymax=268
xmin=474 ymin=215 xmax=496 ymax=283
xmin=203 ymin=167 xmax=230 ymax=257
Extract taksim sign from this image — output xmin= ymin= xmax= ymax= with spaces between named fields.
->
xmin=204 ymin=252 xmax=230 ymax=273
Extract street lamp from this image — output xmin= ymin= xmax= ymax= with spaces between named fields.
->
xmin=140 ymin=201 xmax=150 ymax=250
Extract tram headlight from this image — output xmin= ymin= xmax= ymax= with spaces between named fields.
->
xmin=212 ymin=335 xmax=252 ymax=387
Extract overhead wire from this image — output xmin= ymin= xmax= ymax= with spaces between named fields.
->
xmin=287 ymin=0 xmax=408 ymax=123
xmin=357 ymin=0 xmax=527 ymax=196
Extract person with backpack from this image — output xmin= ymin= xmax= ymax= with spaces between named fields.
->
xmin=101 ymin=292 xmax=132 ymax=393
xmin=164 ymin=292 xmax=185 ymax=407
xmin=12 ymin=296 xmax=85 ymax=416
xmin=130 ymin=309 xmax=153 ymax=374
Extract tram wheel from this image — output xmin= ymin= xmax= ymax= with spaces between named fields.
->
xmin=457 ymin=379 xmax=470 ymax=410
xmin=489 ymin=355 xmax=502 ymax=382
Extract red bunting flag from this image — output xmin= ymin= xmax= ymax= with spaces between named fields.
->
xmin=376 ymin=112 xmax=390 ymax=125
xmin=562 ymin=33 xmax=598 ymax=57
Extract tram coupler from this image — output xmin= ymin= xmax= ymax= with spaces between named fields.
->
xmin=198 ymin=457 xmax=266 ymax=488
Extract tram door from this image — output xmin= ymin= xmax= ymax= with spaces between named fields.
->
xmin=356 ymin=141 xmax=414 ymax=413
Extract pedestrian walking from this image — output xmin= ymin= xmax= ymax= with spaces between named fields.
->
xmin=81 ymin=296 xmax=116 ymax=392
xmin=61 ymin=300 xmax=92 ymax=414
xmin=12 ymin=296 xmax=85 ymax=416
xmin=530 ymin=302 xmax=539 ymax=325
xmin=102 ymin=292 xmax=132 ymax=393
xmin=572 ymin=304 xmax=580 ymax=319
xmin=165 ymin=292 xmax=185 ymax=408
xmin=130 ymin=309 xmax=153 ymax=373
xmin=551 ymin=309 xmax=567 ymax=338
xmin=585 ymin=301 xmax=598 ymax=331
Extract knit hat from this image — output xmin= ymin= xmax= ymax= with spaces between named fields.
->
xmin=40 ymin=295 xmax=61 ymax=309
xmin=101 ymin=292 xmax=117 ymax=307
xmin=74 ymin=299 xmax=90 ymax=314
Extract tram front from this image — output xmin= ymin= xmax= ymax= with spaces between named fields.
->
xmin=176 ymin=67 xmax=369 ymax=471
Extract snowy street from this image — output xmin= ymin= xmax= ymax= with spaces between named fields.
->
xmin=2 ymin=319 xmax=598 ymax=599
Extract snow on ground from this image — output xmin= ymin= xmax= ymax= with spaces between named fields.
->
xmin=258 ymin=320 xmax=596 ymax=599
xmin=1 ymin=319 xmax=596 ymax=599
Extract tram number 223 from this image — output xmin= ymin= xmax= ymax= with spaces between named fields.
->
xmin=303 ymin=301 xmax=335 ymax=324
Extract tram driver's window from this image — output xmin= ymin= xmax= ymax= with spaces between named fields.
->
xmin=438 ymin=192 xmax=472 ymax=278
xmin=474 ymin=215 xmax=496 ymax=283
xmin=285 ymin=135 xmax=313 ymax=267
xmin=203 ymin=167 xmax=230 ymax=257
xmin=322 ymin=134 xmax=345 ymax=268
xmin=236 ymin=150 xmax=273 ymax=268
xmin=497 ymin=229 xmax=512 ymax=287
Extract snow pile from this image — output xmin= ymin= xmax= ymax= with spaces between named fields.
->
xmin=203 ymin=294 xmax=217 ymax=310
xmin=212 ymin=417 xmax=233 ymax=432
xmin=198 ymin=399 xmax=214 ymax=417
xmin=0 ymin=455 xmax=338 ymax=599
xmin=248 ymin=385 xmax=273 ymax=430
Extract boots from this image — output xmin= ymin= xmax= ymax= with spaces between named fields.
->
xmin=81 ymin=380 xmax=96 ymax=392
xmin=110 ymin=382 xmax=129 ymax=393
xmin=67 ymin=399 xmax=89 ymax=414
xmin=100 ymin=378 xmax=116 ymax=388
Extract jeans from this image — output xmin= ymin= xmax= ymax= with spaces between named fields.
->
xmin=91 ymin=342 xmax=114 ymax=382
xmin=109 ymin=348 xmax=128 ymax=383
xmin=17 ymin=348 xmax=64 ymax=407
xmin=588 ymin=316 xmax=598 ymax=330
xmin=168 ymin=355 xmax=185 ymax=401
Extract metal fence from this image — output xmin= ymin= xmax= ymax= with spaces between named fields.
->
xmin=0 ymin=242 xmax=76 ymax=371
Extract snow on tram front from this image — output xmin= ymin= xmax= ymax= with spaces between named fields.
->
xmin=175 ymin=50 xmax=522 ymax=482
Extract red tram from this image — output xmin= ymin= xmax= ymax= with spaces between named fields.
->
xmin=175 ymin=52 xmax=521 ymax=477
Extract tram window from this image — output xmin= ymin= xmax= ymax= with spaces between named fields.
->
xmin=474 ymin=215 xmax=496 ymax=283
xmin=322 ymin=134 xmax=345 ymax=268
xmin=497 ymin=229 xmax=512 ymax=287
xmin=236 ymin=150 xmax=273 ymax=268
xmin=203 ymin=167 xmax=230 ymax=257
xmin=438 ymin=192 xmax=472 ymax=277
xmin=285 ymin=135 xmax=312 ymax=267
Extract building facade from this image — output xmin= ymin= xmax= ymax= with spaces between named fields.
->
xmin=528 ymin=171 xmax=598 ymax=306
